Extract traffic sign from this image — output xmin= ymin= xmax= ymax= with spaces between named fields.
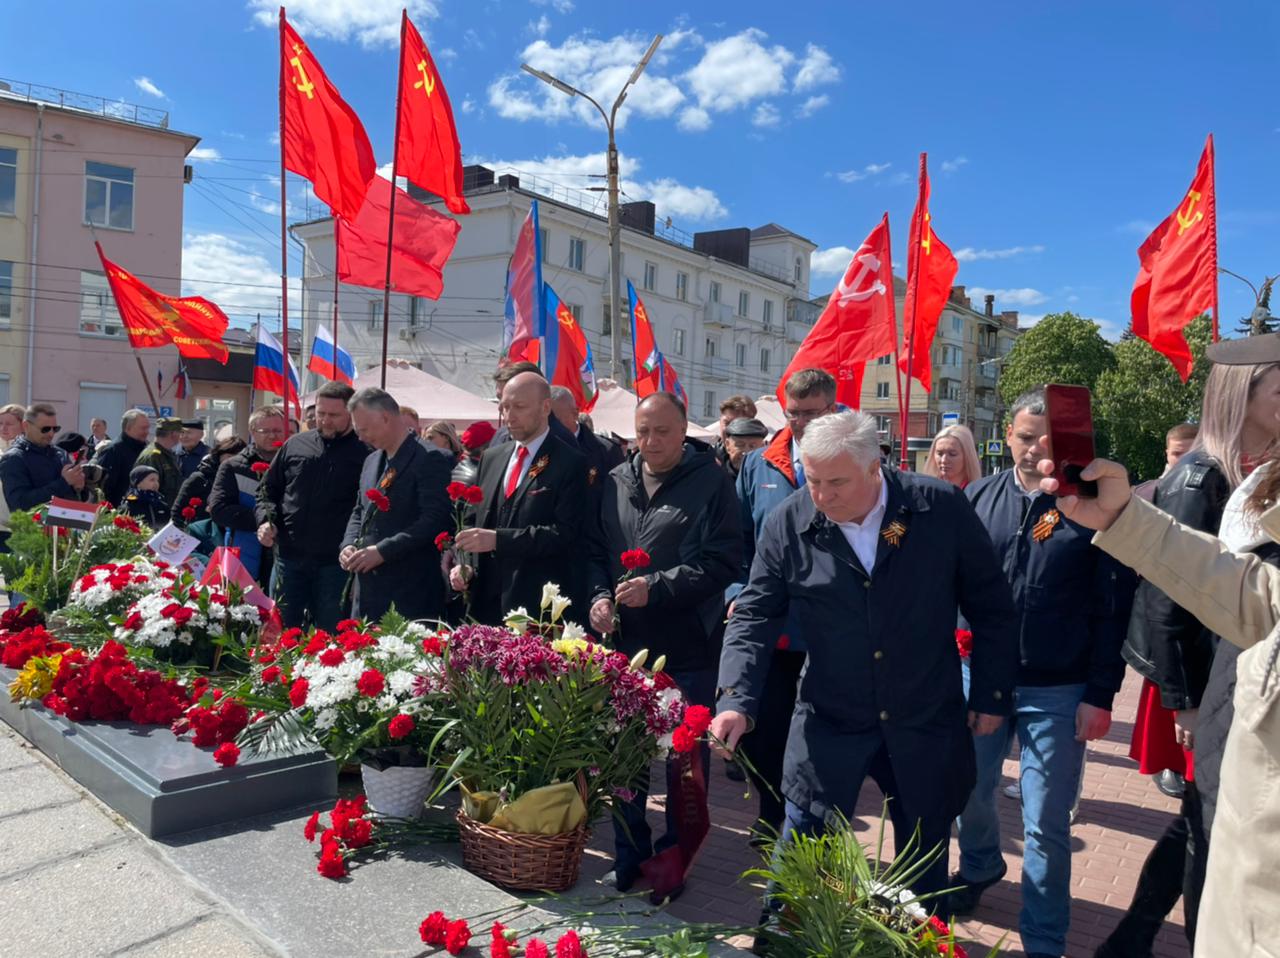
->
xmin=941 ymin=411 xmax=960 ymax=427
xmin=985 ymin=440 xmax=1005 ymax=456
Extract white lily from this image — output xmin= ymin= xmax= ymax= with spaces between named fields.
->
xmin=550 ymin=593 xmax=572 ymax=622
xmin=560 ymin=620 xmax=587 ymax=642
xmin=504 ymin=606 xmax=533 ymax=628
xmin=629 ymin=648 xmax=649 ymax=670
xmin=540 ymin=582 xmax=561 ymax=611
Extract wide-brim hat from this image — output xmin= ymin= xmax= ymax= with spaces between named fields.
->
xmin=1205 ymin=333 xmax=1280 ymax=365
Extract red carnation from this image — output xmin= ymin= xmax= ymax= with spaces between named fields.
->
xmin=955 ymin=629 xmax=973 ymax=660
xmin=279 ymin=627 xmax=303 ymax=649
xmin=213 ymin=742 xmax=240 ymax=767
xmin=181 ymin=506 xmax=197 ymax=521
xmin=682 ymin=704 xmax=712 ymax=737
xmin=554 ymin=930 xmax=586 ymax=958
xmin=490 ymin=921 xmax=515 ymax=958
xmin=671 ymin=725 xmax=697 ymax=754
xmin=319 ymin=647 xmax=345 ymax=667
xmin=250 ymin=461 xmax=270 ymax=475
xmin=288 ymin=678 xmax=309 ymax=708
xmin=446 ymin=481 xmax=468 ymax=501
xmin=112 ymin=515 xmax=141 ymax=533
xmin=303 ymin=633 xmax=328 ymax=656
xmin=188 ymin=497 xmax=204 ymax=508
xmin=444 ymin=919 xmax=472 ymax=955
xmin=434 ymin=531 xmax=453 ymax=552
xmin=463 ymin=485 xmax=485 ymax=505
xmin=620 ymin=548 xmax=651 ymax=571
xmin=364 ymin=488 xmax=390 ymax=512
xmin=421 ymin=635 xmax=444 ymax=656
xmin=303 ymin=811 xmax=321 ymax=842
xmin=419 ymin=912 xmax=448 ymax=945
xmin=388 ymin=714 xmax=415 ymax=739
xmin=525 ymin=941 xmax=550 ymax=958
xmin=261 ymin=665 xmax=282 ymax=685
xmin=356 ymin=669 xmax=385 ymax=698
xmin=316 ymin=843 xmax=347 ymax=879
xmin=336 ymin=618 xmax=361 ymax=632
xmin=652 ymin=670 xmax=676 ymax=692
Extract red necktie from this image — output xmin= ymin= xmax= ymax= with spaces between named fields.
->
xmin=505 ymin=444 xmax=529 ymax=499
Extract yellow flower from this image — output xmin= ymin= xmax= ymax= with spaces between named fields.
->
xmin=551 ymin=637 xmax=590 ymax=659
xmin=9 ymin=654 xmax=62 ymax=703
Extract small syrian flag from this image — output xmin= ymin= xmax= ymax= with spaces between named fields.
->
xmin=44 ymin=497 xmax=98 ymax=531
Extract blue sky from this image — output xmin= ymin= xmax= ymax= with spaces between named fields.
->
xmin=3 ymin=0 xmax=1276 ymax=338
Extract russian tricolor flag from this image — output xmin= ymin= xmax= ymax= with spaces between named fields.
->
xmin=253 ymin=325 xmax=302 ymax=415
xmin=503 ymin=200 xmax=546 ymax=362
xmin=308 ymin=323 xmax=355 ymax=385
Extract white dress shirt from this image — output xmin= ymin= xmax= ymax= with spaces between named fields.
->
xmin=502 ymin=427 xmax=550 ymax=493
xmin=834 ymin=475 xmax=889 ymax=573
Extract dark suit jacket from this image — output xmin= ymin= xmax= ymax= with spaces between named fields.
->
xmin=718 ymin=467 xmax=1018 ymax=822
xmin=466 ymin=431 xmax=588 ymax=625
xmin=341 ymin=438 xmax=452 ymax=622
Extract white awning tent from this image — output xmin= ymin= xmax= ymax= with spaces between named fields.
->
xmin=588 ymin=380 xmax=718 ymax=442
xmin=752 ymin=394 xmax=787 ymax=435
xmin=306 ymin=361 xmax=500 ymax=430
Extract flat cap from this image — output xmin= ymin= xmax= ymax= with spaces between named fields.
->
xmin=726 ymin=417 xmax=769 ymax=439
xmin=156 ymin=417 xmax=184 ymax=432
xmin=181 ymin=419 xmax=204 ymax=430
xmin=1205 ymin=332 xmax=1280 ymax=365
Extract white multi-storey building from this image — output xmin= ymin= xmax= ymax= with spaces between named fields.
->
xmin=291 ymin=166 xmax=818 ymax=422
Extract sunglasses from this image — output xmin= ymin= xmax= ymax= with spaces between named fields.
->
xmin=39 ymin=425 xmax=59 ymax=434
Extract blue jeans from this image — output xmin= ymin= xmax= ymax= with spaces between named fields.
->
xmin=273 ymin=555 xmax=349 ymax=632
xmin=956 ymin=666 xmax=1087 ymax=957
xmin=611 ymin=667 xmax=715 ymax=879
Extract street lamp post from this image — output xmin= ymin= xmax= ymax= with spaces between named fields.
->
xmin=521 ymin=35 xmax=663 ymax=382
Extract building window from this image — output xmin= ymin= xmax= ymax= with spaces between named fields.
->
xmin=0 ymin=148 xmax=15 ymax=216
xmin=0 ymin=261 xmax=10 ymax=324
xmin=876 ymin=382 xmax=890 ymax=399
xmin=877 ymin=354 xmax=892 ymax=365
xmin=759 ymin=348 xmax=770 ymax=373
xmin=875 ymin=415 xmax=891 ymax=432
xmin=539 ymin=228 xmax=549 ymax=263
xmin=672 ymin=328 xmax=685 ymax=356
xmin=762 ymin=299 xmax=774 ymax=329
xmin=702 ymin=390 xmax=714 ymax=420
xmin=568 ymin=303 xmax=582 ymax=325
xmin=738 ymin=290 xmax=750 ymax=317
xmin=602 ymin=303 xmax=612 ymax=337
xmin=568 ymin=237 xmax=585 ymax=271
xmin=644 ymin=261 xmax=657 ymax=292
xmin=952 ymin=315 xmax=963 ymax=333
xmin=84 ymin=161 xmax=134 ymax=230
xmin=368 ymin=300 xmax=383 ymax=329
xmin=735 ymin=343 xmax=746 ymax=367
xmin=709 ymin=281 xmax=721 ymax=304
xmin=676 ymin=271 xmax=688 ymax=302
xmin=705 ymin=337 xmax=717 ymax=358
xmin=79 ymin=271 xmax=123 ymax=337
xmin=794 ymin=257 xmax=803 ymax=282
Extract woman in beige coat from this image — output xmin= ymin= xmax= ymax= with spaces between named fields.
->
xmin=1042 ymin=450 xmax=1280 ymax=958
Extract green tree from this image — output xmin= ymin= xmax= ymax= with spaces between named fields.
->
xmin=998 ymin=312 xmax=1117 ymax=406
xmin=1094 ymin=315 xmax=1211 ymax=480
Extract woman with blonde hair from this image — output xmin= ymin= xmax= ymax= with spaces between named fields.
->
xmin=922 ymin=423 xmax=982 ymax=488
xmin=424 ymin=421 xmax=463 ymax=462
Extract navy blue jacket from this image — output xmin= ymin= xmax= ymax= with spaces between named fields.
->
xmin=718 ymin=467 xmax=1018 ymax=821
xmin=961 ymin=469 xmax=1136 ymax=710
xmin=0 ymin=437 xmax=77 ymax=511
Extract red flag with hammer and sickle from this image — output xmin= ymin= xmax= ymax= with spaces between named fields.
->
xmin=1131 ymin=134 xmax=1217 ymax=381
xmin=395 ymin=13 xmax=470 ymax=215
xmin=280 ymin=14 xmax=377 ymax=223
xmin=777 ymin=214 xmax=897 ymax=408
xmin=899 ymin=154 xmax=959 ymax=392
xmin=96 ymin=243 xmax=230 ymax=362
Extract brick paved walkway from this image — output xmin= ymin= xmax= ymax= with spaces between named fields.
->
xmin=582 ymin=670 xmax=1190 ymax=957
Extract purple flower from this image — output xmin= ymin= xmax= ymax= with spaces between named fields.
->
xmin=613 ymin=786 xmax=636 ymax=802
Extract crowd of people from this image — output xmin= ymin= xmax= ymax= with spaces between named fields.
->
xmin=0 ymin=341 xmax=1276 ymax=957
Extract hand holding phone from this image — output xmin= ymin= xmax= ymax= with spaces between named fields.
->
xmin=1044 ymin=384 xmax=1098 ymax=498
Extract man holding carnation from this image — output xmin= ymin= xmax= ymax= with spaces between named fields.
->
xmin=588 ymin=390 xmax=742 ymax=896
xmin=208 ymin=407 xmax=286 ymax=585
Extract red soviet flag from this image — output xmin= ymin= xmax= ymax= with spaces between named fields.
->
xmin=280 ymin=14 xmax=377 ymax=223
xmin=1131 ymin=134 xmax=1217 ymax=381
xmin=778 ymin=214 xmax=897 ymax=408
xmin=336 ymin=175 xmax=460 ymax=300
xmin=395 ymin=13 xmax=469 ymax=215
xmin=899 ymin=155 xmax=959 ymax=392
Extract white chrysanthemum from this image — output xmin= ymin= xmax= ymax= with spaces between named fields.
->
xmin=387 ymin=669 xmax=417 ymax=696
xmin=560 ymin=620 xmax=587 ymax=642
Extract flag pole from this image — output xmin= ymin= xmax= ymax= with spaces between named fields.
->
xmin=278 ymin=6 xmax=292 ymax=440
xmin=1209 ymin=133 xmax=1220 ymax=343
xmin=332 ymin=223 xmax=341 ymax=360
xmin=899 ymin=155 xmax=927 ymax=471
xmin=379 ymin=11 xmax=408 ymax=390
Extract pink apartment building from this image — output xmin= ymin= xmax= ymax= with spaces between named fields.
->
xmin=0 ymin=79 xmax=199 ymax=436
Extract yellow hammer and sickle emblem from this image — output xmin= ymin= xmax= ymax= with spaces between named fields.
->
xmin=921 ymin=211 xmax=932 ymax=255
xmin=1176 ymin=190 xmax=1203 ymax=236
xmin=290 ymin=45 xmax=315 ymax=100
xmin=414 ymin=60 xmax=435 ymax=96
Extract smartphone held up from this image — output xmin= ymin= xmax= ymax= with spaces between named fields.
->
xmin=1044 ymin=384 xmax=1098 ymax=499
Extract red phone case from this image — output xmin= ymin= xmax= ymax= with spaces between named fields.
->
xmin=1044 ymin=384 xmax=1097 ymax=498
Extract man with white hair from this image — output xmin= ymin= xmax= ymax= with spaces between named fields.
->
xmin=712 ymin=410 xmax=1018 ymax=921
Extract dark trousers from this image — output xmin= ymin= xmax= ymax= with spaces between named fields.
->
xmin=611 ymin=667 xmax=715 ymax=878
xmin=738 ymin=648 xmax=804 ymax=833
xmin=274 ymin=555 xmax=349 ymax=632
xmin=1098 ymin=780 xmax=1206 ymax=956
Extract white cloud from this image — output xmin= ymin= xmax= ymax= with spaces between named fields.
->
xmin=461 ymin=97 xmax=477 ymax=114
xmin=188 ymin=147 xmax=221 ymax=162
xmin=181 ymin=232 xmax=300 ymax=319
xmin=810 ymin=246 xmax=855 ymax=277
xmin=797 ymin=94 xmax=829 ymax=118
xmin=1018 ymin=313 xmax=1045 ymax=326
xmin=677 ymin=106 xmax=711 ymax=131
xmin=685 ymin=28 xmax=793 ymax=112
xmin=1118 ymin=219 xmax=1155 ymax=235
xmin=752 ymin=103 xmax=781 ymax=128
xmin=268 ymin=130 xmax=280 ymax=146
xmin=793 ymin=44 xmax=840 ymax=91
xmin=953 ymin=244 xmax=1045 ymax=262
xmin=437 ymin=47 xmax=458 ymax=62
xmin=531 ymin=0 xmax=574 ymax=11
xmin=133 ymin=76 xmax=166 ymax=100
xmin=835 ymin=163 xmax=891 ymax=183
xmin=477 ymin=151 xmax=727 ymax=222
xmin=463 ymin=28 xmax=484 ymax=50
xmin=966 ymin=286 xmax=1048 ymax=308
xmin=940 ymin=156 xmax=968 ymax=174
xmin=251 ymin=0 xmax=439 ymax=48
xmin=492 ymin=33 xmax=686 ymax=129
xmin=220 ymin=130 xmax=246 ymax=140
xmin=530 ymin=14 xmax=551 ymax=37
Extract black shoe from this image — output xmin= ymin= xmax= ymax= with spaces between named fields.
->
xmin=1154 ymin=768 xmax=1186 ymax=799
xmin=944 ymin=862 xmax=1008 ymax=916
xmin=725 ymin=757 xmax=747 ymax=782
xmin=605 ymin=865 xmax=642 ymax=893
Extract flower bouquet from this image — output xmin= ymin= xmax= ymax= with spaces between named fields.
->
xmin=438 ymin=585 xmax=689 ymax=891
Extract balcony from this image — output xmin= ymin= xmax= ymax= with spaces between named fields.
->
xmin=705 ymin=303 xmax=734 ymax=329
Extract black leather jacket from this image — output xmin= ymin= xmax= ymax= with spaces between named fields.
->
xmin=1122 ymin=449 xmax=1231 ymax=710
